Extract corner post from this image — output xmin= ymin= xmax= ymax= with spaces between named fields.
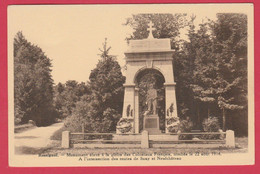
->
xmin=141 ymin=130 xmax=149 ymax=148
xmin=62 ymin=131 xmax=70 ymax=148
xmin=226 ymin=130 xmax=235 ymax=148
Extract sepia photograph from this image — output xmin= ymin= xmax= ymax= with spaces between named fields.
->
xmin=7 ymin=3 xmax=254 ymax=166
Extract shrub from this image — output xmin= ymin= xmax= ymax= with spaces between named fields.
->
xmin=202 ymin=116 xmax=221 ymax=139
xmin=64 ymin=115 xmax=86 ymax=133
xmin=178 ymin=117 xmax=193 ymax=140
xmin=63 ymin=100 xmax=93 ymax=133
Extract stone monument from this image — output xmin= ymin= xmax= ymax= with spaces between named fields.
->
xmin=116 ymin=21 xmax=178 ymax=134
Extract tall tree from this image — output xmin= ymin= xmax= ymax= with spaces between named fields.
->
xmin=186 ymin=14 xmax=247 ymax=132
xmin=14 ymin=32 xmax=56 ymax=126
xmin=87 ymin=39 xmax=125 ymax=132
xmin=190 ymin=22 xmax=217 ymax=118
xmin=210 ymin=14 xmax=248 ymax=132
xmin=174 ymin=15 xmax=199 ymax=121
xmin=176 ymin=16 xmax=219 ymax=128
xmin=65 ymin=39 xmax=125 ymax=133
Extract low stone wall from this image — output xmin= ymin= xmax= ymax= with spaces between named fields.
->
xmin=73 ymin=143 xmax=141 ymax=149
xmin=149 ymin=134 xmax=178 ymax=141
xmin=61 ymin=130 xmax=235 ymax=149
xmin=150 ymin=143 xmax=226 ymax=148
xmin=113 ymin=134 xmax=141 ymax=141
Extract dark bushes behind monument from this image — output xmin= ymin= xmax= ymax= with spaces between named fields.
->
xmin=202 ymin=117 xmax=221 ymax=140
xmin=178 ymin=118 xmax=193 ymax=140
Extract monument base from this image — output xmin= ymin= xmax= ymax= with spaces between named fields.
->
xmin=143 ymin=115 xmax=161 ymax=135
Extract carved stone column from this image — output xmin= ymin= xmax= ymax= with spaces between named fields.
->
xmin=164 ymin=83 xmax=178 ymax=133
xmin=134 ymin=87 xmax=139 ymax=133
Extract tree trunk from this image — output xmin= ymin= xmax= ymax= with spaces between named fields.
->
xmin=197 ymin=106 xmax=200 ymax=126
xmin=222 ymin=108 xmax=226 ymax=131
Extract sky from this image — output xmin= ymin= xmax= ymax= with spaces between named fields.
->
xmin=8 ymin=4 xmax=247 ymax=84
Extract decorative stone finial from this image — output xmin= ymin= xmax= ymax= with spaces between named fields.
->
xmin=147 ymin=21 xmax=155 ymax=39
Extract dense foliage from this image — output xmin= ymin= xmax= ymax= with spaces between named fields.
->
xmin=202 ymin=117 xmax=221 ymax=139
xmin=178 ymin=118 xmax=194 ymax=140
xmin=14 ymin=32 xmax=57 ymax=126
xmin=202 ymin=117 xmax=221 ymax=132
xmin=188 ymin=14 xmax=248 ymax=135
xmin=53 ymin=80 xmax=89 ymax=118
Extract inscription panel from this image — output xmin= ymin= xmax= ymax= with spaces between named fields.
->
xmin=144 ymin=117 xmax=158 ymax=129
xmin=128 ymin=39 xmax=171 ymax=52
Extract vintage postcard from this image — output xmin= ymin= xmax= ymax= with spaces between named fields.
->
xmin=8 ymin=3 xmax=254 ymax=166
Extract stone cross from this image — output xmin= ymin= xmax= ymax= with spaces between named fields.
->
xmin=147 ymin=21 xmax=155 ymax=39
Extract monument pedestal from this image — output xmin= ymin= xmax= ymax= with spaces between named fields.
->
xmin=143 ymin=115 xmax=161 ymax=135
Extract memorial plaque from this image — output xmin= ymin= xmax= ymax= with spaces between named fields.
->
xmin=143 ymin=115 xmax=161 ymax=134
xmin=144 ymin=117 xmax=157 ymax=128
xmin=127 ymin=39 xmax=171 ymax=52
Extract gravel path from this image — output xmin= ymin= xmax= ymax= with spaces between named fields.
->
xmin=14 ymin=122 xmax=63 ymax=154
